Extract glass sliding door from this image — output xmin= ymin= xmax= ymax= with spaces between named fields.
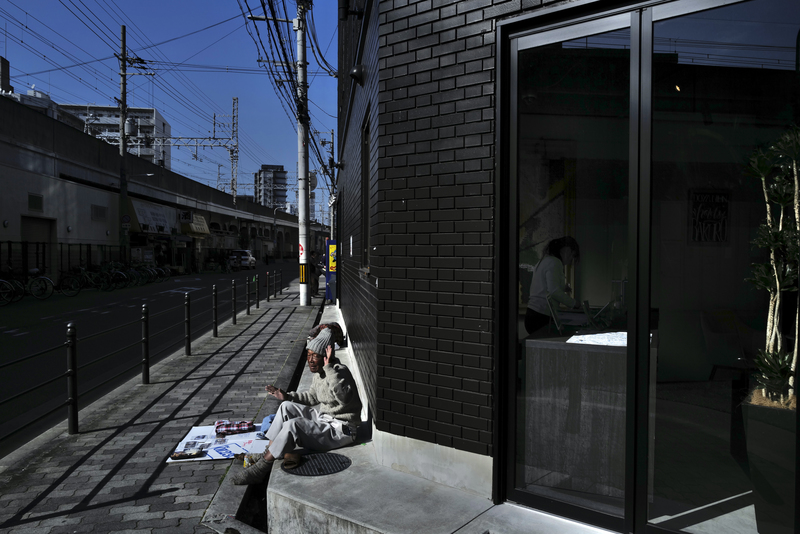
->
xmin=647 ymin=0 xmax=799 ymax=532
xmin=504 ymin=0 xmax=798 ymax=531
xmin=512 ymin=16 xmax=632 ymax=521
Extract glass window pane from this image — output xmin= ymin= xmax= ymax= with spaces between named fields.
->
xmin=516 ymin=28 xmax=630 ymax=517
xmin=649 ymin=1 xmax=798 ymax=532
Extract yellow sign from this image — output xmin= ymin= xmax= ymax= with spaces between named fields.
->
xmin=328 ymin=243 xmax=337 ymax=273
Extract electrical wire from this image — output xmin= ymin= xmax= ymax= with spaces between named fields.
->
xmin=5 ymin=0 xmax=335 ymax=190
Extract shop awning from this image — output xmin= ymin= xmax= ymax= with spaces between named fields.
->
xmin=130 ymin=199 xmax=177 ymax=235
xmin=182 ymin=213 xmax=210 ymax=238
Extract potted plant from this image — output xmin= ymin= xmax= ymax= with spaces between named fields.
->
xmin=743 ymin=125 xmax=799 ymax=534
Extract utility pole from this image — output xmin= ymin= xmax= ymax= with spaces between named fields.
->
xmin=296 ymin=0 xmax=310 ymax=306
xmin=118 ymin=25 xmax=130 ymax=262
xmin=318 ymin=128 xmax=335 ymax=239
xmin=331 ymin=129 xmax=335 ymax=236
xmin=115 ymin=25 xmax=151 ymax=262
xmin=230 ymin=97 xmax=239 ymax=205
xmin=247 ymin=1 xmax=311 ymax=306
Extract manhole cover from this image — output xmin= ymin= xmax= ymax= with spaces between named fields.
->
xmin=281 ymin=452 xmax=351 ymax=476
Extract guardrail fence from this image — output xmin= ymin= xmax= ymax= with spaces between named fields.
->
xmin=0 ymin=272 xmax=289 ymax=443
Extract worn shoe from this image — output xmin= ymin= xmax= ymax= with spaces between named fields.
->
xmin=231 ymin=457 xmax=274 ymax=485
xmin=283 ymin=452 xmax=302 ymax=470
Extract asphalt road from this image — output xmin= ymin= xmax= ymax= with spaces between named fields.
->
xmin=0 ymin=261 xmax=298 ymax=456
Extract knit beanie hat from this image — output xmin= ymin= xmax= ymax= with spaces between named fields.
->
xmin=306 ymin=328 xmax=333 ymax=356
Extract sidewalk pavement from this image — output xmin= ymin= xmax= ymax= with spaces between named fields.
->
xmin=0 ymin=277 xmax=613 ymax=534
xmin=0 ymin=278 xmax=321 ymax=534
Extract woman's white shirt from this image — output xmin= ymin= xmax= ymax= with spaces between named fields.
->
xmin=527 ymin=255 xmax=576 ymax=315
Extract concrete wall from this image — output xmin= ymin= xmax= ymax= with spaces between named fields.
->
xmin=0 ymin=94 xmax=327 ymax=253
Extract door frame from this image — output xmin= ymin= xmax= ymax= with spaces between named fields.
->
xmin=493 ymin=0 xmax=756 ymax=531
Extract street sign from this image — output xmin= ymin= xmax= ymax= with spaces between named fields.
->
xmin=121 ymin=222 xmax=131 ymax=229
xmin=121 ymin=214 xmax=131 ymax=224
xmin=328 ymin=242 xmax=337 ymax=273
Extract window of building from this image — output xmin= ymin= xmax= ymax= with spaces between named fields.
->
xmin=28 ymin=193 xmax=43 ymax=212
xmin=647 ymin=1 xmax=797 ymax=532
xmin=90 ymin=204 xmax=107 ymax=221
xmin=502 ymin=0 xmax=798 ymax=531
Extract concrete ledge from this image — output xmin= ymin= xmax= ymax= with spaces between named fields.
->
xmin=267 ymin=440 xmax=493 ymax=534
xmin=265 ymin=303 xmax=494 ymax=533
xmin=202 ymin=466 xmax=265 ymax=534
xmin=372 ymin=428 xmax=492 ymax=499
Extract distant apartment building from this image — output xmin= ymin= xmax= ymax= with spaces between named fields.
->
xmin=59 ymin=104 xmax=172 ymax=170
xmin=253 ymin=164 xmax=289 ymax=210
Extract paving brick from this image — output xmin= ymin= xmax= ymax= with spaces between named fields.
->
xmin=0 ymin=287 xmax=318 ymax=534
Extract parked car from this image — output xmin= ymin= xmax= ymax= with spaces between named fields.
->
xmin=229 ymin=250 xmax=256 ymax=270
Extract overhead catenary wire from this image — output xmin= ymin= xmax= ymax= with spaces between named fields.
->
xmin=91 ymin=0 xmax=280 ymax=175
xmin=236 ymin=0 xmax=335 ymax=196
xmin=4 ymin=0 xmax=335 ymax=196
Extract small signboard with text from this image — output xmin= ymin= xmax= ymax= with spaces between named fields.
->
xmin=689 ymin=189 xmax=730 ymax=245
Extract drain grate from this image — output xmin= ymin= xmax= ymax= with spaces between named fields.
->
xmin=281 ymin=452 xmax=351 ymax=476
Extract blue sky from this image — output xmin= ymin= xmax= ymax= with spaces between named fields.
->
xmin=1 ymin=0 xmax=338 ymax=216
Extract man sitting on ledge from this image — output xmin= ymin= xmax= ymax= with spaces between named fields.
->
xmin=232 ymin=327 xmax=362 ymax=485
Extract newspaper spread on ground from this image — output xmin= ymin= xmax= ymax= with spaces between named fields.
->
xmin=166 ymin=424 xmax=269 ymax=463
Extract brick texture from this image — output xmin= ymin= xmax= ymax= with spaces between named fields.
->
xmin=338 ymin=0 xmax=381 ymax=422
xmin=339 ymin=0 xmax=547 ymax=457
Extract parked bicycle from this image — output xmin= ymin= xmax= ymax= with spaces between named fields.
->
xmin=54 ymin=270 xmax=82 ymax=297
xmin=1 ymin=265 xmax=54 ymax=301
xmin=72 ymin=265 xmax=111 ymax=291
xmin=0 ymin=279 xmax=14 ymax=306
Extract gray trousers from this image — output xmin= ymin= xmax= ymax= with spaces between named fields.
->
xmin=266 ymin=401 xmax=354 ymax=458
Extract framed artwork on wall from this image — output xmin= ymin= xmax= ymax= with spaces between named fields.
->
xmin=688 ymin=189 xmax=730 ymax=245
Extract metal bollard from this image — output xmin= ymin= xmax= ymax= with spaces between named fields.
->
xmin=246 ymin=277 xmax=251 ymax=315
xmin=212 ymin=285 xmax=218 ymax=337
xmin=142 ymin=304 xmax=150 ymax=385
xmin=184 ymin=292 xmax=191 ymax=356
xmin=266 ymin=271 xmax=270 ymax=303
xmin=231 ymin=279 xmax=237 ymax=325
xmin=255 ymin=275 xmax=259 ymax=309
xmin=279 ymin=271 xmax=283 ymax=295
xmin=66 ymin=322 xmax=78 ymax=434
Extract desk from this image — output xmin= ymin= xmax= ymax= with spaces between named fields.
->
xmin=520 ymin=334 xmax=657 ymax=499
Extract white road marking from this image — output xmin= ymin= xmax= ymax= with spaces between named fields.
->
xmin=160 ymin=287 xmax=203 ymax=294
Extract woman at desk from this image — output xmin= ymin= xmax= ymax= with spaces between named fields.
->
xmin=525 ymin=236 xmax=581 ymax=336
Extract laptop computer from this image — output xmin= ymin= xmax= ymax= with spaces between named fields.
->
xmin=546 ymin=296 xmax=612 ymax=335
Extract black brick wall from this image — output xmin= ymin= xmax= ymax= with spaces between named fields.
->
xmin=338 ymin=1 xmax=380 ymax=421
xmin=339 ymin=0 xmax=554 ymax=458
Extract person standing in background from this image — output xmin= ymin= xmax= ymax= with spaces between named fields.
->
xmin=525 ymin=236 xmax=581 ymax=336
